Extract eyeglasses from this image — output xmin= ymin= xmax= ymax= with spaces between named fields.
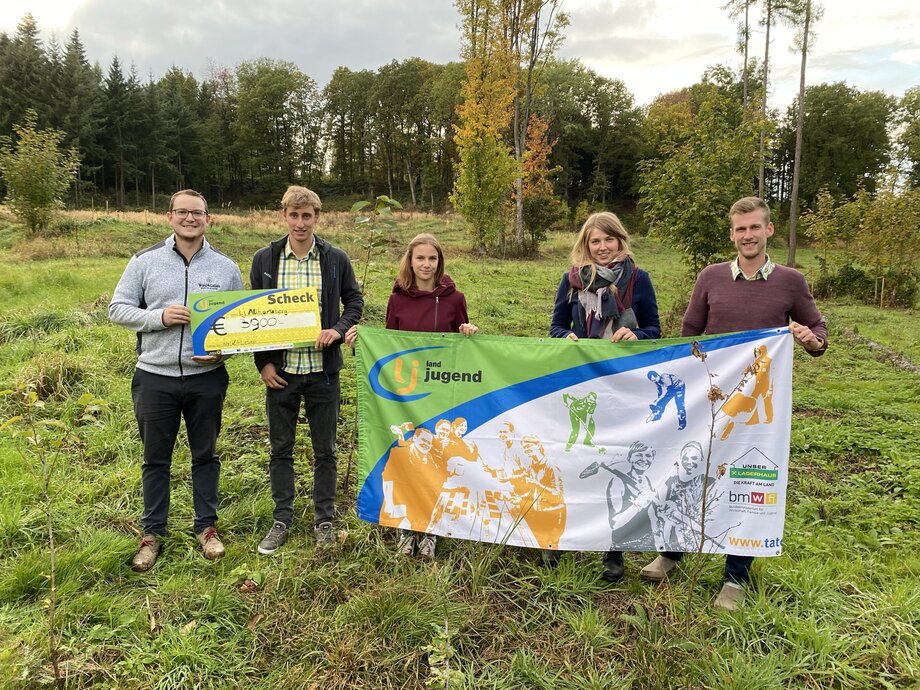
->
xmin=171 ymin=209 xmax=208 ymax=219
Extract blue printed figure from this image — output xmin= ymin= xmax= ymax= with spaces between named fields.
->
xmin=646 ymin=370 xmax=686 ymax=431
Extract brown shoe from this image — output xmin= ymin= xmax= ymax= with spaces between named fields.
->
xmin=713 ymin=582 xmax=745 ymax=611
xmin=197 ymin=526 xmax=225 ymax=560
xmin=131 ymin=534 xmax=161 ymax=572
xmin=639 ymin=555 xmax=678 ymax=582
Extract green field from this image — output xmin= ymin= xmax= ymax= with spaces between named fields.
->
xmin=1 ymin=210 xmax=918 ymax=689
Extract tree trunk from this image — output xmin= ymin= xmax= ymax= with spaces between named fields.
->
xmin=742 ymin=0 xmax=750 ymax=107
xmin=512 ymin=51 xmax=526 ymax=253
xmin=385 ymin=147 xmax=394 ymax=199
xmin=787 ymin=0 xmax=811 ymax=267
xmin=758 ymin=0 xmax=772 ymax=198
xmin=404 ymin=154 xmax=417 ymax=206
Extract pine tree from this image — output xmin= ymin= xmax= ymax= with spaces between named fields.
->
xmin=0 ymin=15 xmax=53 ymax=136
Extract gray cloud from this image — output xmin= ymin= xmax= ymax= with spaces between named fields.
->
xmin=9 ymin=0 xmax=917 ymax=106
xmin=66 ymin=0 xmax=462 ymax=84
xmin=560 ymin=32 xmax=731 ymax=68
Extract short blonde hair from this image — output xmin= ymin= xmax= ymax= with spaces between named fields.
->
xmin=281 ymin=185 xmax=322 ymax=213
xmin=570 ymin=212 xmax=632 ymax=284
xmin=729 ymin=196 xmax=770 ymax=226
xmin=397 ymin=233 xmax=446 ymax=289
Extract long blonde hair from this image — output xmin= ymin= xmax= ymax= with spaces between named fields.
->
xmin=569 ymin=212 xmax=633 ymax=285
xmin=397 ymin=233 xmax=446 ymax=289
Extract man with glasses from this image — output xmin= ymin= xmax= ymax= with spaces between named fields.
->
xmin=639 ymin=196 xmax=827 ymax=611
xmin=250 ymin=186 xmax=363 ymax=555
xmin=110 ymin=189 xmax=243 ymax=571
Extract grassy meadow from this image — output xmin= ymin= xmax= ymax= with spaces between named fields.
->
xmin=0 ymin=207 xmax=918 ymax=689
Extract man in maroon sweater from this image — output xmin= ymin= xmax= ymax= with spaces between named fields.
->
xmin=639 ymin=196 xmax=828 ymax=611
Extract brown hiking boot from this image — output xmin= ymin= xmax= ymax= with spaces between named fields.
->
xmin=196 ymin=526 xmax=225 ymax=560
xmin=132 ymin=534 xmax=161 ymax=572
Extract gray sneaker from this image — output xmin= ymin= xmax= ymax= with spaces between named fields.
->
xmin=257 ymin=521 xmax=289 ymax=555
xmin=397 ymin=534 xmax=416 ymax=556
xmin=417 ymin=534 xmax=437 ymax=559
xmin=314 ymin=521 xmax=335 ymax=548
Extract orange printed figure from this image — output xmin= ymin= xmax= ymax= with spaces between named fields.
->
xmin=380 ymin=425 xmax=446 ymax=531
xmin=720 ymin=345 xmax=774 ymax=440
xmin=516 ymin=435 xmax=567 ymax=550
xmin=442 ymin=417 xmax=479 ymax=462
xmin=433 ymin=418 xmax=453 ymax=459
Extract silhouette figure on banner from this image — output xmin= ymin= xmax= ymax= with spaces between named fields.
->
xmin=646 ymin=371 xmax=687 ymax=431
xmin=581 ymin=441 xmax=658 ymax=550
xmin=515 ymin=435 xmax=566 ymax=549
xmin=380 ymin=425 xmax=446 ymax=533
xmin=651 ymin=441 xmax=715 ymax=551
xmin=719 ymin=345 xmax=774 ymax=440
xmin=562 ymin=391 xmax=599 ymax=452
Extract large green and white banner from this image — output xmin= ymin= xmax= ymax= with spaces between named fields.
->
xmin=356 ymin=327 xmax=792 ymax=557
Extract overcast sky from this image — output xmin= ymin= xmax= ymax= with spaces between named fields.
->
xmin=3 ymin=0 xmax=918 ymax=109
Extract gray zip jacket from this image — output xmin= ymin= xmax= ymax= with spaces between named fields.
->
xmin=109 ymin=235 xmax=244 ymax=377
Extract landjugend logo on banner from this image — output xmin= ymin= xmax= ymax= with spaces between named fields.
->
xmin=369 ymin=346 xmax=483 ymax=402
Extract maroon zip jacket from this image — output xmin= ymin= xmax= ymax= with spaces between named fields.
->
xmin=385 ymin=274 xmax=469 ymax=333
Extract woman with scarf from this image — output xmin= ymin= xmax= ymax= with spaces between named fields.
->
xmin=549 ymin=211 xmax=661 ymax=582
xmin=345 ymin=233 xmax=478 ymax=559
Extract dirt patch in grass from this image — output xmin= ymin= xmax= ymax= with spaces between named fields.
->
xmin=840 ymin=327 xmax=920 ymax=375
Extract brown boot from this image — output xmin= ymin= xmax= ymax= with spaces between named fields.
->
xmin=639 ymin=555 xmax=678 ymax=582
xmin=131 ymin=534 xmax=161 ymax=572
xmin=196 ymin=526 xmax=225 ymax=560
xmin=713 ymin=582 xmax=746 ymax=611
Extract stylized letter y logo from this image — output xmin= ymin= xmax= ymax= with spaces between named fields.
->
xmin=394 ymin=358 xmax=419 ymax=394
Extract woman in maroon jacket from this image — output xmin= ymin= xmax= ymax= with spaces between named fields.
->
xmin=346 ymin=233 xmax=478 ymax=558
xmin=383 ymin=234 xmax=477 ymax=335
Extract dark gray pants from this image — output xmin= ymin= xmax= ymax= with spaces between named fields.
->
xmin=131 ymin=366 xmax=228 ymax=536
xmin=265 ymin=371 xmax=340 ymax=527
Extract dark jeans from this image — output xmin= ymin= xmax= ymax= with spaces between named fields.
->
xmin=265 ymin=371 xmax=340 ymax=527
xmin=661 ymin=551 xmax=754 ymax=585
xmin=131 ymin=366 xmax=229 ymax=536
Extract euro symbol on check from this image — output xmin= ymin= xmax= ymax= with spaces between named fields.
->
xmin=212 ymin=318 xmax=226 ymax=336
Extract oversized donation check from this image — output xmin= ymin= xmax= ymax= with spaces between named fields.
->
xmin=189 ymin=288 xmax=321 ymax=355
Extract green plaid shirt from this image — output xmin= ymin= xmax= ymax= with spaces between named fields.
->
xmin=278 ymin=238 xmax=323 ymax=374
xmin=731 ymin=254 xmax=775 ymax=281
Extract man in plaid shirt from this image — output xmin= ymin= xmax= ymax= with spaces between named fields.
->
xmin=249 ymin=186 xmax=363 ymax=554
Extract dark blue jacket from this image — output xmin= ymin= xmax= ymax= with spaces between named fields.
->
xmin=249 ymin=235 xmax=364 ymax=375
xmin=549 ymin=269 xmax=661 ymax=340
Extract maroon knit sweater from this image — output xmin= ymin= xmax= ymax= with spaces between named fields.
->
xmin=681 ymin=262 xmax=827 ymax=356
